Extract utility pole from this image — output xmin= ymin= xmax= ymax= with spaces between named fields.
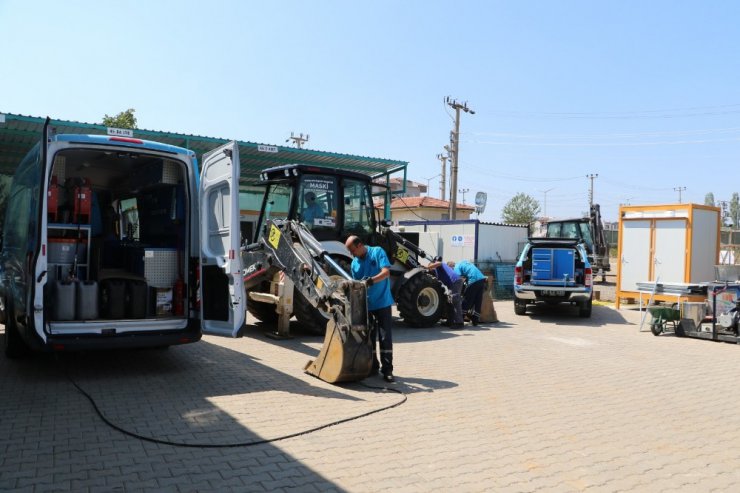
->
xmin=587 ymin=173 xmax=598 ymax=208
xmin=446 ymin=97 xmax=475 ymax=220
xmin=436 ymin=152 xmax=448 ymax=201
xmin=674 ymin=186 xmax=686 ymax=203
xmin=539 ymin=188 xmax=554 ymax=218
xmin=286 ymin=132 xmax=309 ymax=148
xmin=459 ymin=188 xmax=470 ymax=204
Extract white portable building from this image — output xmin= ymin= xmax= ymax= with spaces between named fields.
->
xmin=395 ymin=219 xmax=529 ymax=264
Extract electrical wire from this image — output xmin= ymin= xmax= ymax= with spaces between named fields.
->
xmin=66 ymin=368 xmax=407 ymax=449
xmin=482 ymin=102 xmax=740 ymax=119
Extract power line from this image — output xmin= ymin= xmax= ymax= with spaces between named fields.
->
xmin=468 ymin=126 xmax=740 ymax=139
xmin=479 ymin=102 xmax=740 ymax=119
xmin=466 ymin=136 xmax=740 ymax=147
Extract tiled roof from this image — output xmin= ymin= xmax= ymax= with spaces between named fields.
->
xmin=375 ymin=196 xmax=475 ymax=211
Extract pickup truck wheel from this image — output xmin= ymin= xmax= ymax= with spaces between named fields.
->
xmin=514 ymin=301 xmax=527 ymax=315
xmin=578 ymin=298 xmax=593 ymax=318
xmin=397 ymin=273 xmax=445 ymax=328
xmin=4 ymin=302 xmax=30 ymax=359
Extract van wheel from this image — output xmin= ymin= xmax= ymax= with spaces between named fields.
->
xmin=4 ymin=306 xmax=30 ymax=359
xmin=514 ymin=301 xmax=527 ymax=315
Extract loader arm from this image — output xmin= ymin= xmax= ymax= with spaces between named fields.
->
xmin=242 ymin=219 xmax=373 ymax=383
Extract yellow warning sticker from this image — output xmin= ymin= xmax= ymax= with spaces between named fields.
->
xmin=396 ymin=246 xmax=409 ymax=264
xmin=268 ymin=224 xmax=281 ymax=249
xmin=316 ymin=277 xmax=324 ymax=291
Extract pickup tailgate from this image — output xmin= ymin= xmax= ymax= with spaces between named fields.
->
xmin=531 ymin=247 xmax=577 ymax=286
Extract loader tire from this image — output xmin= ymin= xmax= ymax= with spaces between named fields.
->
xmin=293 ymin=290 xmax=330 ymax=335
xmin=293 ymin=255 xmax=351 ymax=336
xmin=397 ymin=273 xmax=445 ymax=328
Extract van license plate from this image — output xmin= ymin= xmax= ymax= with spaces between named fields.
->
xmin=543 ymin=290 xmax=565 ymax=296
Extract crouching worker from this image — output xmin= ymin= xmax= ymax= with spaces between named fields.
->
xmin=449 ymin=260 xmax=486 ymax=325
xmin=427 ymin=257 xmax=464 ymax=329
xmin=344 ymin=235 xmax=395 ymax=383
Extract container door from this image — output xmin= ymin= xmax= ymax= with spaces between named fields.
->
xmin=653 ymin=219 xmax=687 ymax=283
xmin=619 ymin=220 xmax=651 ymax=291
xmin=199 ymin=141 xmax=244 ymax=337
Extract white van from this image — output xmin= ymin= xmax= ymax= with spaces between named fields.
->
xmin=2 ymin=123 xmax=244 ymax=357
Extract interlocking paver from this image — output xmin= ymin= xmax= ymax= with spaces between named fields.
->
xmin=4 ymin=304 xmax=740 ymax=491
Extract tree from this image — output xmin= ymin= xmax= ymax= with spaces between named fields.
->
xmin=704 ymin=192 xmax=715 ymax=207
xmin=731 ymin=192 xmax=740 ymax=228
xmin=102 ymin=108 xmax=137 ymax=129
xmin=501 ymin=192 xmax=541 ymax=224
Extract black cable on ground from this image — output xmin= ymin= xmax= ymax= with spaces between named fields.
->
xmin=65 ymin=371 xmax=407 ymax=449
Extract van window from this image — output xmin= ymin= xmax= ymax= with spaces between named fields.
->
xmin=3 ymin=143 xmax=41 ymax=253
xmin=119 ymin=198 xmax=139 ymax=241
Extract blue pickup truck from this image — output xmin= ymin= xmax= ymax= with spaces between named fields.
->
xmin=513 ymin=238 xmax=593 ymax=317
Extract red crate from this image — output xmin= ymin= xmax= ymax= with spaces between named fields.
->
xmin=47 ymin=176 xmax=59 ymax=221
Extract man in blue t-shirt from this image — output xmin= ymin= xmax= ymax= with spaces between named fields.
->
xmin=301 ymin=191 xmax=326 ymax=227
xmin=345 ymin=235 xmax=395 ymax=382
xmin=427 ymin=256 xmax=464 ymax=328
xmin=450 ymin=260 xmax=486 ymax=325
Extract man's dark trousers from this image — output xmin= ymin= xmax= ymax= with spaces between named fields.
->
xmin=462 ymin=279 xmax=486 ymax=324
xmin=370 ymin=305 xmax=393 ymax=376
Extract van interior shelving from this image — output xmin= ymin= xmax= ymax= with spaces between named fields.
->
xmin=45 ymin=148 xmax=189 ymax=326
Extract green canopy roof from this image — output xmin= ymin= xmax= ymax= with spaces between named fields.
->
xmin=0 ymin=112 xmax=407 ymax=186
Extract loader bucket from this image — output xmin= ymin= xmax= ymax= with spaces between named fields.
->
xmin=304 ymin=319 xmax=373 ymax=383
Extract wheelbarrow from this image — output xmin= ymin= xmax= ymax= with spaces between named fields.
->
xmin=647 ymin=304 xmax=681 ymax=336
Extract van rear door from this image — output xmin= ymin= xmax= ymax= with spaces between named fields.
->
xmin=199 ymin=142 xmax=245 ymax=337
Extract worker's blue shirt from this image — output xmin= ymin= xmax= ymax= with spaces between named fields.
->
xmin=302 ymin=203 xmax=325 ymax=224
xmin=454 ymin=261 xmax=485 ymax=285
xmin=434 ymin=263 xmax=460 ymax=288
xmin=351 ymin=246 xmax=394 ymax=311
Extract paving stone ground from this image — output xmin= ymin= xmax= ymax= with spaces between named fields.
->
xmin=3 ymin=302 xmax=740 ymax=492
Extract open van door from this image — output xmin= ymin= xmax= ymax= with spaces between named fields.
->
xmin=199 ymin=142 xmax=245 ymax=337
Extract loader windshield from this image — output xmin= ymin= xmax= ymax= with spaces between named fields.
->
xmin=296 ymin=175 xmax=337 ymax=231
xmin=256 ymin=183 xmax=291 ymax=241
xmin=342 ymin=178 xmax=374 ymax=236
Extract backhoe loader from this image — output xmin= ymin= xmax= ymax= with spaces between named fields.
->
xmin=246 ymin=164 xmax=448 ymax=334
xmin=241 ymin=218 xmax=374 ymax=383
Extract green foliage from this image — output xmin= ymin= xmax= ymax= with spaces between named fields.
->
xmin=704 ymin=192 xmax=715 ymax=207
xmin=731 ymin=192 xmax=740 ymax=228
xmin=101 ymin=108 xmax=137 ymax=129
xmin=501 ymin=192 xmax=541 ymax=224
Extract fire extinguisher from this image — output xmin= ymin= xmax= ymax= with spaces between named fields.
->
xmin=173 ymin=278 xmax=185 ymax=316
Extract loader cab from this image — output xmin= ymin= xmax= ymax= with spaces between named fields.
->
xmin=545 ymin=219 xmax=595 ymax=253
xmin=254 ymin=165 xmax=378 ymax=245
xmin=1 ymin=130 xmax=244 ymax=358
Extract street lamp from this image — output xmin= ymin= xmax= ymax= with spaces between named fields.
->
xmin=538 ymin=188 xmax=554 ymax=218
xmin=426 ymin=173 xmax=442 ymax=196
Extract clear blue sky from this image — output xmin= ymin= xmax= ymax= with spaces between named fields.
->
xmin=2 ymin=0 xmax=739 ymax=222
